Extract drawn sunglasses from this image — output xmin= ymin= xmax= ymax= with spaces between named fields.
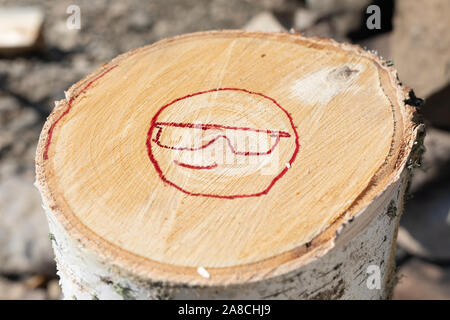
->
xmin=152 ymin=122 xmax=291 ymax=156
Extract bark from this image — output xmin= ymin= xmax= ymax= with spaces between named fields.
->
xmin=35 ymin=31 xmax=422 ymax=300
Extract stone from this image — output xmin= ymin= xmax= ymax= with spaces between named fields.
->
xmin=243 ymin=12 xmax=286 ymax=33
xmin=398 ymin=182 xmax=450 ymax=261
xmin=0 ymin=176 xmax=54 ymax=275
xmin=393 ymin=258 xmax=450 ymax=300
xmin=128 ymin=10 xmax=154 ymax=32
xmin=0 ymin=276 xmax=47 ymax=300
xmin=300 ymin=20 xmax=334 ymax=39
xmin=410 ymin=127 xmax=450 ymax=193
xmin=47 ymin=279 xmax=62 ymax=300
xmin=358 ymin=32 xmax=392 ymax=62
xmin=422 ymin=84 xmax=450 ymax=130
xmin=293 ymin=9 xmax=319 ymax=31
xmin=391 ymin=0 xmax=450 ymax=128
xmin=305 ymin=0 xmax=371 ymax=16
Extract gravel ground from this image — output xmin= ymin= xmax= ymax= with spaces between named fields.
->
xmin=0 ymin=0 xmax=448 ymax=300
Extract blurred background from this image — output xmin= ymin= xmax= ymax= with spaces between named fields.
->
xmin=0 ymin=0 xmax=448 ymax=300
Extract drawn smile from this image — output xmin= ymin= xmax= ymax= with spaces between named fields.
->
xmin=146 ymin=88 xmax=299 ymax=198
xmin=173 ymin=160 xmax=218 ymax=170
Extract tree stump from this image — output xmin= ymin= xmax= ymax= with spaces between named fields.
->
xmin=35 ymin=31 xmax=422 ymax=300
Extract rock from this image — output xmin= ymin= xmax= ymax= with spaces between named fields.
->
xmin=0 ymin=276 xmax=47 ymax=300
xmin=0 ymin=7 xmax=44 ymax=55
xmin=128 ymin=10 xmax=154 ymax=32
xmin=395 ymin=244 xmax=410 ymax=264
xmin=243 ymin=11 xmax=286 ymax=33
xmin=293 ymin=9 xmax=319 ymax=31
xmin=0 ymin=176 xmax=54 ymax=275
xmin=23 ymin=274 xmax=46 ymax=289
xmin=305 ymin=0 xmax=393 ymax=42
xmin=8 ymin=108 xmax=39 ymax=134
xmin=398 ymin=182 xmax=450 ymax=261
xmin=410 ymin=127 xmax=450 ymax=194
xmin=391 ymin=0 xmax=450 ymax=128
xmin=422 ymin=83 xmax=450 ymax=130
xmin=249 ymin=0 xmax=290 ymax=11
xmin=47 ymin=279 xmax=62 ymax=300
xmin=410 ymin=127 xmax=450 ymax=192
xmin=0 ymin=129 xmax=14 ymax=152
xmin=305 ymin=0 xmax=371 ymax=16
xmin=329 ymin=11 xmax=364 ymax=41
xmin=297 ymin=5 xmax=364 ymax=41
xmin=393 ymin=258 xmax=450 ymax=300
xmin=108 ymin=1 xmax=129 ymax=19
xmin=0 ymin=94 xmax=42 ymax=180
xmin=397 ymin=127 xmax=450 ymax=261
xmin=0 ymin=95 xmax=18 ymax=114
xmin=71 ymin=54 xmax=95 ymax=75
xmin=50 ymin=20 xmax=81 ymax=52
xmin=0 ymin=161 xmax=20 ymax=181
xmin=358 ymin=32 xmax=392 ymax=62
xmin=151 ymin=19 xmax=173 ymax=40
xmin=300 ymin=20 xmax=335 ymax=40
xmin=392 ymin=0 xmax=450 ymax=97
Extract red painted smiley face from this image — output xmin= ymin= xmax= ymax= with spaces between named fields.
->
xmin=146 ymin=88 xmax=299 ymax=199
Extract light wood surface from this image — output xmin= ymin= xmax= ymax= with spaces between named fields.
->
xmin=36 ymin=31 xmax=417 ymax=285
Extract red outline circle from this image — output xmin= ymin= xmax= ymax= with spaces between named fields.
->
xmin=146 ymin=88 xmax=300 ymax=199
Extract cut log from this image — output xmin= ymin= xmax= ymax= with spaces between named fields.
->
xmin=35 ymin=31 xmax=422 ymax=300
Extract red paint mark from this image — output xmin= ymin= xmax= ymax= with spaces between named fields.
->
xmin=155 ymin=122 xmax=291 ymax=137
xmin=43 ymin=65 xmax=118 ymax=160
xmin=173 ymin=160 xmax=218 ymax=170
xmin=146 ymin=88 xmax=300 ymax=199
xmin=152 ymin=125 xmax=287 ymax=156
